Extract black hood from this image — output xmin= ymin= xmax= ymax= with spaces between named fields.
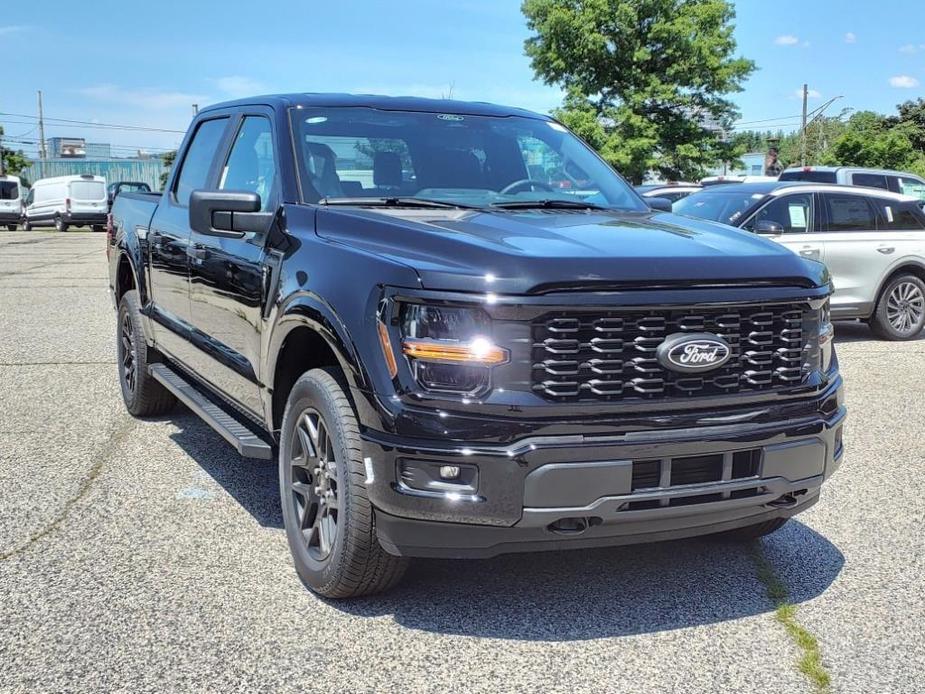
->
xmin=315 ymin=207 xmax=828 ymax=294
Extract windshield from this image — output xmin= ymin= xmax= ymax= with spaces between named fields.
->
xmin=0 ymin=181 xmax=19 ymax=200
xmin=673 ymin=189 xmax=765 ymax=225
xmin=290 ymin=107 xmax=646 ymax=211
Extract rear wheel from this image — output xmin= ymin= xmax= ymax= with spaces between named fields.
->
xmin=870 ymin=274 xmax=925 ymax=340
xmin=22 ymin=218 xmax=32 ymax=231
xmin=92 ymin=224 xmax=104 ymax=233
xmin=714 ymin=517 xmax=788 ymax=541
xmin=279 ymin=368 xmax=408 ymax=598
xmin=117 ymin=290 xmax=176 ymax=417
xmin=5 ymin=225 xmax=15 ymax=231
xmin=54 ymin=215 xmax=68 ymax=233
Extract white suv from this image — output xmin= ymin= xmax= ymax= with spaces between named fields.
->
xmin=674 ymin=182 xmax=925 ymax=339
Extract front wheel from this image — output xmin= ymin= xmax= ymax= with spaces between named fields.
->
xmin=870 ymin=274 xmax=925 ymax=340
xmin=279 ymin=368 xmax=408 ymax=598
xmin=22 ymin=218 xmax=32 ymax=231
xmin=54 ymin=215 xmax=68 ymax=233
xmin=5 ymin=225 xmax=15 ymax=231
xmin=92 ymin=224 xmax=105 ymax=233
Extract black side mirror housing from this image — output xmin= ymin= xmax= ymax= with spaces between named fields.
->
xmin=755 ymin=219 xmax=785 ymax=234
xmin=189 ymin=190 xmax=272 ymax=237
xmin=647 ymin=196 xmax=673 ymax=212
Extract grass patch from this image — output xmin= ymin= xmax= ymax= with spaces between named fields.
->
xmin=752 ymin=544 xmax=831 ymax=693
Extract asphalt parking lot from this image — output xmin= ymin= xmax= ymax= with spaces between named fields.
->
xmin=1 ymin=230 xmax=923 ymax=693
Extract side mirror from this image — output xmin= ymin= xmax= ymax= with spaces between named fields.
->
xmin=189 ymin=190 xmax=271 ymax=237
xmin=647 ymin=196 xmax=673 ymax=212
xmin=755 ymin=219 xmax=784 ymax=234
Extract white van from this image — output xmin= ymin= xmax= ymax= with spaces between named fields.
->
xmin=0 ymin=174 xmax=23 ymax=231
xmin=23 ymin=174 xmax=108 ymax=232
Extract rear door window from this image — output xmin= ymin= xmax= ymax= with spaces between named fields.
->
xmin=174 ymin=117 xmax=229 ymax=206
xmin=69 ymin=180 xmax=105 ymax=201
xmin=851 ymin=173 xmax=890 ymax=190
xmin=0 ymin=181 xmax=19 ymax=200
xmin=821 ymin=193 xmax=878 ymax=231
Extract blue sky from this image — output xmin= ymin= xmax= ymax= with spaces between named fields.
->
xmin=1 ymin=0 xmax=923 ymax=155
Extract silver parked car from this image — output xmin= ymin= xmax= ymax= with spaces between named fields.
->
xmin=779 ymin=166 xmax=925 ymax=203
xmin=674 ymin=181 xmax=925 ymax=339
xmin=634 ymin=182 xmax=702 ymax=203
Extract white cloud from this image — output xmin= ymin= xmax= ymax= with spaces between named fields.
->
xmin=899 ymin=43 xmax=925 ymax=54
xmin=78 ymin=84 xmax=208 ymax=109
xmin=215 ymin=76 xmax=268 ymax=98
xmin=794 ymin=88 xmax=822 ymax=99
xmin=889 ymin=75 xmax=920 ymax=88
xmin=844 ymin=32 xmax=856 ymax=44
xmin=774 ymin=34 xmax=799 ymax=46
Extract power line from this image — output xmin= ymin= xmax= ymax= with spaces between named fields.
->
xmin=0 ymin=111 xmax=186 ymax=134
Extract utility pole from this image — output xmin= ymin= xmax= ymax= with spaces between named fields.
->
xmin=37 ymin=90 xmax=47 ymax=160
xmin=192 ymin=104 xmax=199 ymax=117
xmin=0 ymin=115 xmax=5 ymax=176
xmin=800 ymin=83 xmax=808 ymax=167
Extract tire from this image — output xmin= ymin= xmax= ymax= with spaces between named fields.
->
xmin=54 ymin=215 xmax=68 ymax=233
xmin=870 ymin=274 xmax=925 ymax=340
xmin=714 ymin=517 xmax=788 ymax=541
xmin=279 ymin=368 xmax=408 ymax=598
xmin=5 ymin=225 xmax=15 ymax=232
xmin=22 ymin=219 xmax=32 ymax=231
xmin=117 ymin=290 xmax=176 ymax=417
xmin=92 ymin=224 xmax=105 ymax=233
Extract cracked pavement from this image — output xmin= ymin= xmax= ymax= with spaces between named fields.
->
xmin=1 ymin=231 xmax=923 ymax=693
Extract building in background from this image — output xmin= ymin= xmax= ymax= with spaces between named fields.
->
xmin=22 ymin=156 xmax=168 ymax=191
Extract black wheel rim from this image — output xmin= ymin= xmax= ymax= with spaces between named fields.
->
xmin=119 ymin=312 xmax=137 ymax=394
xmin=289 ymin=408 xmax=339 ymax=561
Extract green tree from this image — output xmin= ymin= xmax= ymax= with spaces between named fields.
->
xmin=0 ymin=126 xmax=30 ymax=176
xmin=159 ymin=150 xmax=177 ymax=190
xmin=522 ymin=0 xmax=755 ymax=182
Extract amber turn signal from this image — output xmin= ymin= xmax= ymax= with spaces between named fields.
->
xmin=402 ymin=337 xmax=508 ymax=365
xmin=377 ymin=320 xmax=399 ymax=378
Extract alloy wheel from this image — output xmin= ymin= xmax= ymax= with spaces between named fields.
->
xmin=119 ymin=312 xmax=137 ymax=394
xmin=289 ymin=408 xmax=339 ymax=561
xmin=886 ymin=281 xmax=925 ymax=333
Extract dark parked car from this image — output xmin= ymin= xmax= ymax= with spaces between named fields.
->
xmin=675 ymin=181 xmax=925 ymax=339
xmin=107 ymin=181 xmax=151 ymax=210
xmin=108 ymin=94 xmax=844 ymax=598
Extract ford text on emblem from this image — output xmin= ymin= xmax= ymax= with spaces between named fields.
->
xmin=656 ymin=333 xmax=732 ymax=373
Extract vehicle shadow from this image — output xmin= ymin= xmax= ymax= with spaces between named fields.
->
xmin=161 ymin=408 xmax=844 ymax=641
xmin=833 ymin=319 xmax=925 ymax=343
xmin=165 ymin=409 xmax=283 ymax=529
xmin=333 ymin=519 xmax=842 ymax=640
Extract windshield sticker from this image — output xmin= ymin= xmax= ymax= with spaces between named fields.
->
xmin=437 ymin=114 xmax=464 ymax=121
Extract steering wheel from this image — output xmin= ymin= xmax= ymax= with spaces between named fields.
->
xmin=499 ymin=179 xmax=556 ymax=195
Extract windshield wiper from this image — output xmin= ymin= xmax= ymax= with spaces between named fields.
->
xmin=489 ymin=199 xmax=610 ymax=210
xmin=318 ymin=196 xmax=479 ymax=209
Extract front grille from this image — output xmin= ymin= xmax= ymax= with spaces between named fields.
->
xmin=531 ymin=302 xmax=816 ymax=401
xmin=624 ymin=449 xmax=762 ymax=510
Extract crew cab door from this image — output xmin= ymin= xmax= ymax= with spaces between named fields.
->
xmin=148 ymin=116 xmax=230 ymax=360
xmin=186 ymin=112 xmax=279 ymax=416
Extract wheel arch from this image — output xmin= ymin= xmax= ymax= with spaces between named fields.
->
xmin=874 ymin=259 xmax=925 ymax=309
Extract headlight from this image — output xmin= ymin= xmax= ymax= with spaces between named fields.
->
xmin=399 ymin=304 xmax=508 ymax=393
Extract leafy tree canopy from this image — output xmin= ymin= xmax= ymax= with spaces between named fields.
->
xmin=523 ymin=0 xmax=755 ymax=182
xmin=0 ymin=125 xmax=30 ymax=177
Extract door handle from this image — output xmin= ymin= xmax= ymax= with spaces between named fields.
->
xmin=798 ymin=246 xmax=820 ymax=258
xmin=877 ymin=246 xmax=895 ymax=254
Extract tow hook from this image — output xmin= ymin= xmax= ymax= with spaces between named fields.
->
xmin=769 ymin=493 xmax=799 ymax=509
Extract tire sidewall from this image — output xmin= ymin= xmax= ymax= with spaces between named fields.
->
xmin=279 ymin=372 xmax=354 ymax=594
xmin=117 ymin=292 xmax=146 ymax=413
xmin=875 ymin=275 xmax=925 ymax=340
xmin=54 ymin=215 xmax=65 ymax=232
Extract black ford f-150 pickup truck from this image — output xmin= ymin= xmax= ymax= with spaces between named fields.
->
xmin=108 ymin=93 xmax=845 ymax=598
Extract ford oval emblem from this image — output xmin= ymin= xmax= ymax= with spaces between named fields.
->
xmin=656 ymin=333 xmax=732 ymax=373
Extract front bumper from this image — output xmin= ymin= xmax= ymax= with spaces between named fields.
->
xmin=360 ymin=376 xmax=846 ymax=558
